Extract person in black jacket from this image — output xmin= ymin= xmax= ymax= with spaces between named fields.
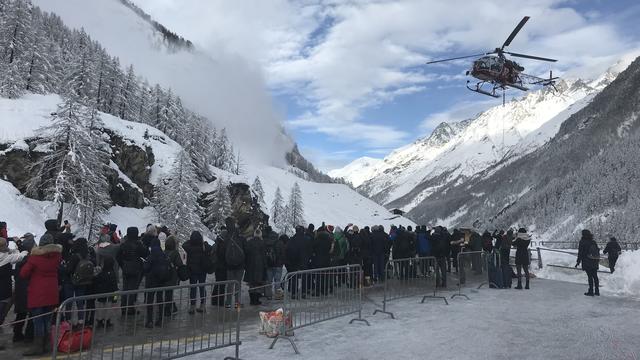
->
xmin=211 ymin=231 xmax=228 ymax=306
xmin=312 ymin=225 xmax=333 ymax=295
xmin=576 ymin=229 xmax=600 ymax=296
xmin=182 ymin=231 xmax=210 ymax=313
xmin=94 ymin=257 xmax=118 ymax=328
xmin=117 ymin=227 xmax=148 ymax=315
xmin=371 ymin=225 xmax=390 ymax=282
xmin=431 ymin=227 xmax=450 ymax=287
xmin=512 ymin=228 xmax=531 ymax=290
xmin=245 ymin=229 xmax=267 ymax=305
xmin=285 ymin=226 xmax=307 ymax=298
xmin=143 ymin=238 xmax=175 ymax=328
xmin=263 ymin=227 xmax=285 ymax=300
xmin=603 ymin=237 xmax=622 ymax=273
xmin=224 ymin=217 xmax=246 ymax=308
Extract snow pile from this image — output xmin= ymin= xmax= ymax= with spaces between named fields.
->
xmin=533 ymin=248 xmax=640 ymax=298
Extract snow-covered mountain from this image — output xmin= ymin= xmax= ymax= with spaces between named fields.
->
xmin=345 ymin=59 xmax=631 ymax=213
xmin=328 ymin=157 xmax=382 ymax=187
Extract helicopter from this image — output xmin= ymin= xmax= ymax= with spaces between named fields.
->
xmin=426 ymin=16 xmax=559 ymax=102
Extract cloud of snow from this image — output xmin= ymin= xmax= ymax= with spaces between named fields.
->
xmin=32 ymin=0 xmax=293 ymax=166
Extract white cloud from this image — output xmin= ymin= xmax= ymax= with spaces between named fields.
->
xmin=133 ymin=0 xmax=639 ymax=156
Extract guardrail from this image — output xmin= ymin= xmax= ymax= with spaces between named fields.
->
xmin=52 ymin=280 xmax=242 ymax=360
xmin=268 ymin=264 xmax=369 ymax=354
xmin=373 ymin=256 xmax=448 ymax=319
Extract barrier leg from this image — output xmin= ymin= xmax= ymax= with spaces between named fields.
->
xmin=451 ymin=293 xmax=470 ymax=300
xmin=421 ymin=294 xmax=449 ymax=305
xmin=349 ymin=310 xmax=371 ymax=326
xmin=269 ymin=334 xmax=300 ymax=355
xmin=372 ymin=301 xmax=395 ymax=319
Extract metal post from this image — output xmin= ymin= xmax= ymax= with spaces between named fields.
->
xmin=536 ymin=247 xmax=543 ymax=269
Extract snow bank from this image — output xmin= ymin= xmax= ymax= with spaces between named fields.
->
xmin=534 ymin=247 xmax=640 ymax=299
xmin=0 ymin=94 xmax=60 ymax=143
xmin=0 ymin=179 xmax=57 ymax=238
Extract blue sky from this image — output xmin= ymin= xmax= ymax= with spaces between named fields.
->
xmin=135 ymin=0 xmax=640 ymax=171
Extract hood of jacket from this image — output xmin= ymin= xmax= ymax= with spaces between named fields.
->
xmin=31 ymin=244 xmax=63 ymax=256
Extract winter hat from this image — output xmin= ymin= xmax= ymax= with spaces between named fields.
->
xmin=39 ymin=233 xmax=54 ymax=246
xmin=327 ymin=225 xmax=335 ymax=233
xmin=0 ymin=238 xmax=8 ymax=253
xmin=126 ymin=227 xmax=139 ymax=241
xmin=610 ymin=237 xmax=617 ymax=242
xmin=352 ymin=225 xmax=359 ymax=233
xmin=44 ymin=219 xmax=59 ymax=232
xmin=190 ymin=231 xmax=204 ymax=244
xmin=518 ymin=228 xmax=527 ymax=234
xmin=109 ymin=224 xmax=117 ymax=232
xmin=581 ymin=229 xmax=592 ymax=238
xmin=20 ymin=233 xmax=36 ymax=252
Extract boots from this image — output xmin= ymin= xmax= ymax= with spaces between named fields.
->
xmin=23 ymin=336 xmax=45 ymax=356
xmin=515 ymin=279 xmax=523 ymax=290
xmin=594 ymin=287 xmax=600 ymax=296
xmin=584 ymin=288 xmax=594 ymax=296
xmin=525 ymin=279 xmax=530 ymax=290
xmin=188 ymin=304 xmax=195 ymax=315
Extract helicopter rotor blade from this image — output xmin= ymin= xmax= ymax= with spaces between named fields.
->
xmin=505 ymin=51 xmax=557 ymax=62
xmin=426 ymin=52 xmax=494 ymax=64
xmin=501 ymin=16 xmax=530 ymax=50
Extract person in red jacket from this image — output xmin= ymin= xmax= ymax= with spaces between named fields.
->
xmin=19 ymin=234 xmax=62 ymax=356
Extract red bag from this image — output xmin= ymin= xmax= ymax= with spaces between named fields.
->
xmin=58 ymin=327 xmax=93 ymax=353
xmin=51 ymin=321 xmax=72 ymax=350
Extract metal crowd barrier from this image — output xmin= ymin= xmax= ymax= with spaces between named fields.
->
xmin=451 ymin=251 xmax=489 ymax=300
xmin=536 ymin=247 xmax=613 ymax=274
xmin=373 ymin=256 xmax=447 ymax=319
xmin=269 ymin=264 xmax=370 ymax=354
xmin=52 ymin=280 xmax=242 ymax=360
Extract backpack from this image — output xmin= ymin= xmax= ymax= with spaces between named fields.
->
xmin=72 ymin=258 xmax=95 ymax=286
xmin=151 ymin=252 xmax=173 ymax=283
xmin=265 ymin=244 xmax=277 ymax=267
xmin=588 ymin=243 xmax=600 ymax=260
xmin=226 ymin=236 xmax=244 ymax=267
xmin=202 ymin=243 xmax=217 ymax=274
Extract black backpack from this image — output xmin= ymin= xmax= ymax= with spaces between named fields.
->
xmin=588 ymin=243 xmax=600 ymax=260
xmin=265 ymin=244 xmax=277 ymax=267
xmin=202 ymin=243 xmax=217 ymax=274
xmin=226 ymin=236 xmax=244 ymax=267
xmin=151 ymin=252 xmax=173 ymax=283
xmin=72 ymin=258 xmax=95 ymax=286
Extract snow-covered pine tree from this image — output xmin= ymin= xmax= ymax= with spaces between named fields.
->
xmin=0 ymin=0 xmax=32 ymax=98
xmin=27 ymin=97 xmax=111 ymax=238
xmin=154 ymin=149 xmax=205 ymax=241
xmin=204 ymin=178 xmax=232 ymax=231
xmin=118 ymin=64 xmax=140 ymax=121
xmin=284 ymin=182 xmax=305 ymax=232
xmin=252 ymin=176 xmax=265 ymax=206
xmin=270 ymin=186 xmax=286 ymax=234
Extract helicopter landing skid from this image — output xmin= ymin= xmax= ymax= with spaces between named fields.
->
xmin=466 ymin=81 xmax=500 ymax=98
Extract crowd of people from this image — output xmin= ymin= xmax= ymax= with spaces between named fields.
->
xmin=0 ymin=218 xmax=622 ymax=356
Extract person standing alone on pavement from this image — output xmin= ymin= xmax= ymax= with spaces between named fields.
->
xmin=576 ymin=230 xmax=600 ymax=296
